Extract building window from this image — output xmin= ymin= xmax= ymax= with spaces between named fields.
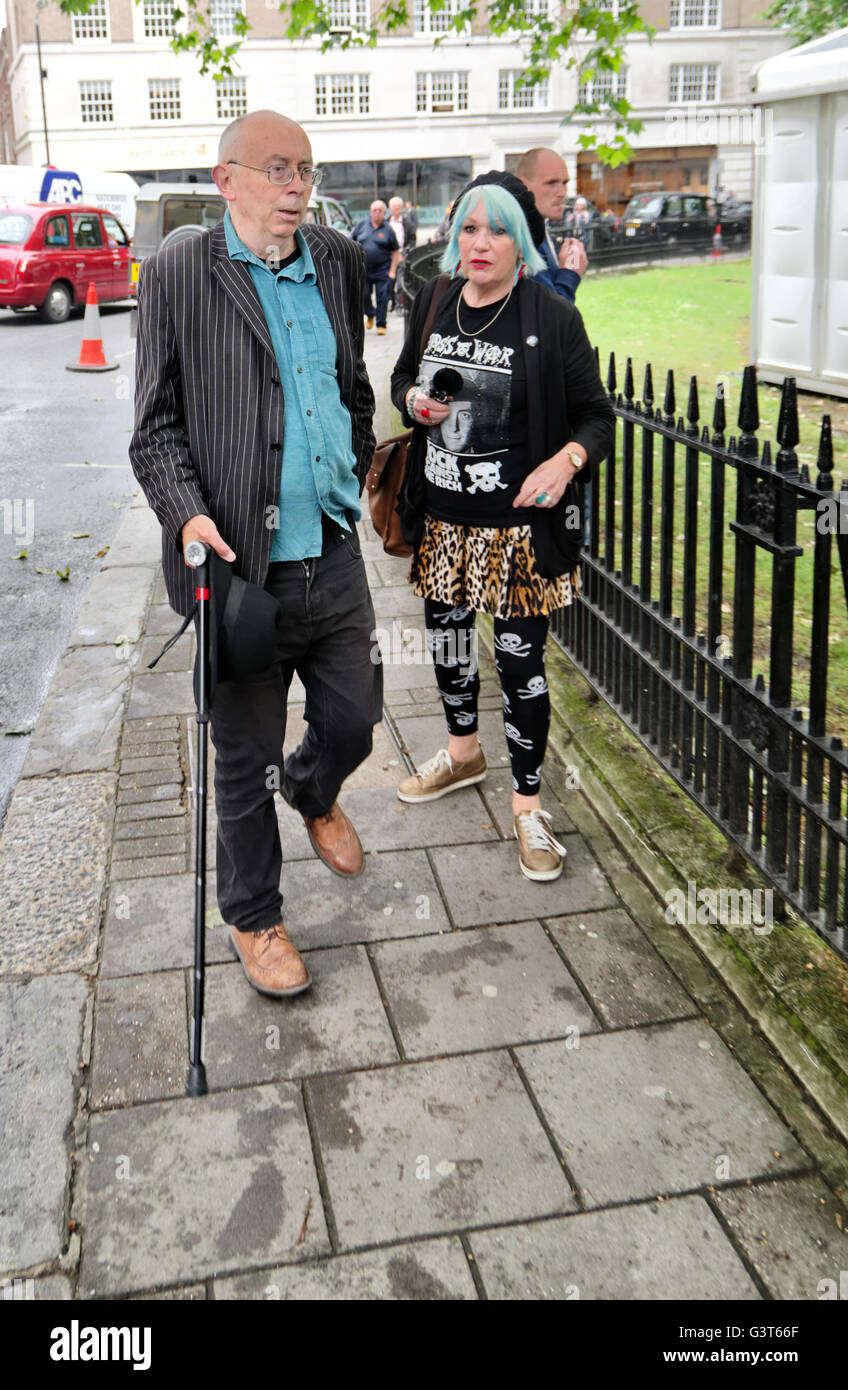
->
xmin=216 ymin=75 xmax=246 ymax=119
xmin=498 ymin=70 xmax=549 ymax=110
xmin=416 ymin=71 xmax=469 ymax=114
xmin=326 ymin=0 xmax=368 ymax=28
xmin=209 ymin=0 xmax=238 ymax=38
xmin=143 ymin=0 xmax=175 ymax=38
xmin=669 ymin=62 xmax=719 ymax=102
xmin=578 ymin=67 xmax=628 ymax=103
xmin=670 ymin=0 xmax=720 ymax=26
xmin=79 ymin=79 xmax=113 ymax=124
xmin=72 ymin=0 xmax=109 ymax=41
xmin=148 ymin=78 xmax=181 ymax=121
xmin=414 ymin=0 xmax=460 ymax=34
xmin=314 ymin=74 xmax=370 ymax=116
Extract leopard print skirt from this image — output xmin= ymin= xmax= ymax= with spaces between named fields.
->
xmin=410 ymin=516 xmax=581 ymax=619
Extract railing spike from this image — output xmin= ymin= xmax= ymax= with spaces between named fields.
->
xmin=607 ymin=351 xmax=617 ymax=395
xmin=643 ymin=362 xmax=654 ymax=407
xmin=712 ymin=377 xmax=726 ymax=443
xmin=800 ymin=463 xmax=810 ymax=483
xmin=701 ymin=425 xmax=710 ymax=444
xmin=624 ymin=356 xmax=635 ymax=404
xmin=775 ymin=376 xmax=799 ymax=472
xmin=664 ymin=369 xmax=675 ymax=421
xmin=754 ymin=673 xmax=765 ymax=692
xmin=760 ymin=439 xmax=772 ymax=470
xmin=815 ymin=414 xmax=833 ymax=491
xmin=686 ymin=374 xmax=699 ymax=436
xmin=737 ymin=364 xmax=759 ymax=456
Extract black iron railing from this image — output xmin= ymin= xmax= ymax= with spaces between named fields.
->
xmin=551 ymin=360 xmax=848 ymax=958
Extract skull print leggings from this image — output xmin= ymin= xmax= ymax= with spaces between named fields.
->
xmin=424 ymin=599 xmax=550 ymax=795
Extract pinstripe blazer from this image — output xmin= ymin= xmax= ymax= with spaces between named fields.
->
xmin=129 ymin=220 xmax=376 ymax=616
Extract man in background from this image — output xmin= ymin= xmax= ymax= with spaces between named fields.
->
xmin=352 ymin=198 xmax=400 ymax=335
xmin=386 ymin=195 xmax=415 ymax=311
xmin=516 ymin=147 xmax=588 ymax=303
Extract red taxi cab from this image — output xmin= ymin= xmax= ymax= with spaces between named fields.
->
xmin=0 ymin=202 xmax=132 ymax=323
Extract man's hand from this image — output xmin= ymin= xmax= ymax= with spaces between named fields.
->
xmin=181 ymin=513 xmax=236 ymax=565
xmin=558 ymin=238 xmax=588 ymax=277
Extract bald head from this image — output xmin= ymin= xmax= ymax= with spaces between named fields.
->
xmin=516 ymin=146 xmax=569 ymax=222
xmin=217 ymin=109 xmax=307 ymax=166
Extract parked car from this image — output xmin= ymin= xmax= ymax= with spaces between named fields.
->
xmin=618 ymin=192 xmax=750 ymax=248
xmin=0 ymin=202 xmax=132 ymax=322
xmin=130 ymin=182 xmax=354 ymax=289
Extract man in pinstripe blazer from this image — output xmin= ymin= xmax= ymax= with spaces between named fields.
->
xmin=130 ymin=111 xmax=382 ymax=999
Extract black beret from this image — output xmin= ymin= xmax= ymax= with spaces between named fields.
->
xmin=449 ymin=169 xmax=546 ymax=248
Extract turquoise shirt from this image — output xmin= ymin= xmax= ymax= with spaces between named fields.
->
xmin=224 ymin=210 xmax=360 ymax=561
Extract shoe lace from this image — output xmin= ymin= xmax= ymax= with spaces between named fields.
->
xmin=519 ymin=810 xmax=566 ymax=855
xmin=418 ymin=747 xmax=454 ymax=778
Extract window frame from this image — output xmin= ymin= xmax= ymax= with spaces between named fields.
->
xmin=415 ymin=70 xmax=470 ymax=115
xmin=215 ymin=75 xmax=247 ymax=120
xmin=148 ymin=77 xmax=182 ymax=123
xmin=668 ymin=61 xmax=719 ymax=103
xmin=669 ymin=0 xmax=721 ymax=29
xmin=314 ymin=73 xmax=371 ymax=118
xmin=497 ymin=69 xmax=549 ymax=111
xmin=78 ymin=78 xmax=114 ymax=125
xmin=71 ymin=0 xmax=110 ymax=43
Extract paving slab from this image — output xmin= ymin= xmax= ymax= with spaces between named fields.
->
xmin=139 ymin=634 xmax=194 ymax=673
xmin=480 ymin=767 xmax=578 ymax=840
xmin=110 ymin=853 xmax=186 ymax=881
xmin=126 ymin=669 xmax=196 ymax=719
xmin=112 ymin=833 xmax=186 ymax=862
xmin=712 ymin=1174 xmax=848 ymax=1300
xmin=0 ymin=974 xmax=88 ymax=1271
xmin=117 ymin=782 xmax=183 ymax=806
xmin=371 ymin=921 xmax=599 ymax=1058
xmin=281 ymin=850 xmax=451 ymax=948
xmin=395 ymin=710 xmax=513 ymax=775
xmin=203 ymin=947 xmax=398 ymax=1088
xmin=89 ymin=972 xmax=187 ymax=1108
xmin=119 ymin=753 xmax=182 ymax=774
xmin=547 ymin=909 xmax=697 ymax=1028
xmin=281 ymin=710 xmax=402 ymax=791
xmin=22 ymin=646 xmax=133 ymax=777
xmin=130 ymin=1284 xmax=207 ymax=1300
xmin=0 ymin=1275 xmax=73 ymax=1300
xmin=276 ymin=785 xmax=498 ymax=860
xmin=100 ymin=876 xmax=232 ymax=977
xmin=115 ymin=798 xmax=184 ymax=822
xmin=79 ymin=1086 xmax=330 ymax=1296
xmin=308 ymin=1051 xmax=574 ymax=1248
xmin=72 ymin=566 xmax=153 ymax=647
xmin=517 ymin=1020 xmax=809 ymax=1208
xmin=431 ymin=836 xmax=617 ymax=928
xmin=469 ymin=1196 xmax=761 ymax=1300
xmin=114 ymin=815 xmax=189 ymax=842
xmin=371 ymin=585 xmax=427 ymax=619
xmin=99 ymin=504 xmax=162 ymax=568
xmin=144 ymin=603 xmax=184 ymax=637
xmin=0 ymin=773 xmax=116 ymax=975
xmin=214 ymin=1236 xmax=477 ymax=1300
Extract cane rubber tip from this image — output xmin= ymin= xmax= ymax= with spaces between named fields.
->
xmin=185 ymin=1063 xmax=208 ymax=1097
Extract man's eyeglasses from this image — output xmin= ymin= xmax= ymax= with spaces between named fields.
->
xmin=226 ymin=160 xmax=324 ymax=188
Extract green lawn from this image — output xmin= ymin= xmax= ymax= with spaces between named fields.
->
xmin=576 ymin=258 xmax=848 ymax=741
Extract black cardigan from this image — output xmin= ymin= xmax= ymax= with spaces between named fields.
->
xmin=390 ymin=274 xmax=615 ymax=578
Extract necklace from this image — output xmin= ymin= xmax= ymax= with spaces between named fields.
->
xmin=455 ymin=283 xmax=514 ymax=337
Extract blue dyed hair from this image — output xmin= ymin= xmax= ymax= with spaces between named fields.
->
xmin=439 ymin=183 xmax=546 ymax=278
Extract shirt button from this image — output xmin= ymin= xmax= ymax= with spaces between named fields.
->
xmin=297 ymin=366 xmax=303 ymax=373
xmin=315 ymin=456 xmax=320 ymax=462
xmin=270 ymin=442 xmax=282 ymax=451
xmin=306 ymin=409 xmax=312 ymax=416
xmin=286 ymin=320 xmax=293 ymax=327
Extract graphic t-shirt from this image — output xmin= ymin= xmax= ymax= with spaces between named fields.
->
xmin=418 ymin=291 xmax=532 ymax=527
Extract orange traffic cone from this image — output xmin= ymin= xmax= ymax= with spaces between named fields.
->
xmin=66 ymin=282 xmax=119 ymax=372
xmin=710 ymin=223 xmax=724 ymax=260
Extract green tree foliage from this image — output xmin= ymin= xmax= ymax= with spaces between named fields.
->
xmin=762 ymin=0 xmax=848 ymax=45
xmin=56 ymin=0 xmax=654 ymax=163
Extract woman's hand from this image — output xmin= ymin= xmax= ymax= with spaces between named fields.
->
xmin=407 ymin=390 xmax=451 ymax=426
xmin=513 ymin=444 xmax=587 ymax=510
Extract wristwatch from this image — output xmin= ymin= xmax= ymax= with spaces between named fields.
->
xmin=567 ymin=450 xmax=587 ymax=472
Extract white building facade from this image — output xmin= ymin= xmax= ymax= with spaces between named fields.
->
xmin=0 ymin=0 xmax=791 ymax=218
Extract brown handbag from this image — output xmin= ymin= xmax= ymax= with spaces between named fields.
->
xmin=366 ymin=274 xmax=449 ymax=557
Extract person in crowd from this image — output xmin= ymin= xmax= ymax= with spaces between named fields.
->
xmin=564 ymin=195 xmax=593 ymax=246
xmin=431 ymin=202 xmax=454 ymax=245
xmin=403 ymin=200 xmax=419 ymax=246
xmin=130 ymin=110 xmax=381 ymax=998
xmin=352 ymin=198 xmax=400 ymax=334
xmin=387 ymin=195 xmax=415 ymax=311
xmin=516 ymin=146 xmax=589 ymax=302
xmin=390 ymin=182 xmax=614 ymax=881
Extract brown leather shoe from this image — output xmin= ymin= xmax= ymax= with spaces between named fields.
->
xmin=303 ymin=802 xmax=364 ymax=876
xmin=229 ymin=922 xmax=311 ymax=998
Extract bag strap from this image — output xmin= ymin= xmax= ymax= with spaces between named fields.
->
xmin=417 ymin=272 xmax=450 ymax=368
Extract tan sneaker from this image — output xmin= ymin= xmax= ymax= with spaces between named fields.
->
xmin=514 ymin=809 xmax=567 ymax=881
xmin=229 ymin=922 xmax=312 ymax=998
xmin=365 ymin=315 xmax=375 ymax=329
xmin=397 ymin=745 xmax=486 ymax=803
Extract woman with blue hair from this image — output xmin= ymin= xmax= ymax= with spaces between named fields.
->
xmin=390 ymin=178 xmax=614 ymax=881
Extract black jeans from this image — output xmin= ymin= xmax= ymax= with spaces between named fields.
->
xmin=210 ymin=523 xmax=383 ymax=932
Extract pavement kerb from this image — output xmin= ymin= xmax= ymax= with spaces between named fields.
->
xmin=475 ymin=615 xmax=848 ymax=1163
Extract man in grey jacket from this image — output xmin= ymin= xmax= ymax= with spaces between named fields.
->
xmin=130 ymin=110 xmax=381 ymax=999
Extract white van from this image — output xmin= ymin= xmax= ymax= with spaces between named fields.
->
xmin=0 ymin=165 xmax=139 ymax=236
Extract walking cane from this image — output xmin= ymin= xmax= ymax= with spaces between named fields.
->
xmin=184 ymin=539 xmax=210 ymax=1098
